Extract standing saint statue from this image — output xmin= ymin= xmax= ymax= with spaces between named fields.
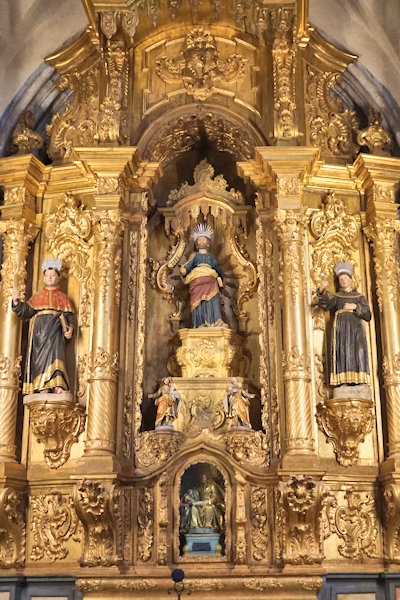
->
xmin=224 ymin=377 xmax=255 ymax=428
xmin=11 ymin=258 xmax=75 ymax=394
xmin=180 ymin=224 xmax=227 ymax=328
xmin=316 ymin=262 xmax=371 ymax=387
xmin=149 ymin=377 xmax=181 ymax=428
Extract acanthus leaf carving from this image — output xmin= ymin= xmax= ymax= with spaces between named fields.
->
xmin=72 ymin=480 xmax=122 ymax=567
xmin=224 ymin=431 xmax=270 ymax=468
xmin=279 ymin=475 xmax=323 ymax=565
xmin=316 ymin=398 xmax=374 ymax=467
xmin=310 ymin=191 xmax=359 ymax=287
xmin=305 ymin=65 xmax=360 ymax=158
xmin=0 ymin=487 xmax=26 ymax=569
xmin=27 ymin=396 xmax=86 ymax=469
xmin=137 ymin=487 xmax=154 ymax=562
xmin=251 ymin=487 xmax=269 ymax=561
xmin=45 ymin=192 xmax=93 ymax=327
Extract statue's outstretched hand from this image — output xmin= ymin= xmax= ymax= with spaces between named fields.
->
xmin=12 ymin=290 xmax=21 ymax=305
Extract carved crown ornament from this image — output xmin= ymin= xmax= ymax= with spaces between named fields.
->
xmin=156 ymin=28 xmax=248 ymax=101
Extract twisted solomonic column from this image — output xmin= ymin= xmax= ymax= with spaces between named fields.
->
xmin=364 ymin=216 xmax=400 ymax=459
xmin=0 ymin=219 xmax=35 ymax=461
xmin=85 ymin=209 xmax=124 ymax=456
xmin=275 ymin=209 xmax=315 ymax=456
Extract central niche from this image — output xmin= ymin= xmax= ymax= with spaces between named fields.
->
xmin=179 ymin=462 xmax=226 ymax=557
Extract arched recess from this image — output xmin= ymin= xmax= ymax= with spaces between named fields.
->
xmin=137 ymin=102 xmax=266 ymax=434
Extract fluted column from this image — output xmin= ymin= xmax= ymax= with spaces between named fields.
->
xmin=275 ymin=209 xmax=315 ymax=455
xmin=0 ymin=219 xmax=35 ymax=461
xmin=85 ymin=209 xmax=124 ymax=456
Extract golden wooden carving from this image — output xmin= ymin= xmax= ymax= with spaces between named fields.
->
xmin=156 ymin=28 xmax=247 ymax=101
xmin=316 ymin=397 xmax=374 ymax=467
xmin=2 ymin=1 xmax=400 ymax=598
xmin=30 ymin=490 xmax=81 ymax=561
xmin=72 ymin=480 xmax=122 ymax=567
xmin=25 ymin=394 xmax=86 ymax=469
xmin=0 ymin=488 xmax=26 ymax=568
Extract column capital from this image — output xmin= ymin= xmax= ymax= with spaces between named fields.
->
xmin=0 ymin=154 xmax=45 ymax=221
xmin=238 ymin=147 xmax=320 ymax=209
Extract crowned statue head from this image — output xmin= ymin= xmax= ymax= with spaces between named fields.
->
xmin=42 ymin=257 xmax=62 ymax=275
xmin=333 ymin=261 xmax=353 ymax=278
xmin=192 ymin=223 xmax=213 ymax=249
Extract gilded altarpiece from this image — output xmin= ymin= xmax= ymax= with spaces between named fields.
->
xmin=0 ymin=1 xmax=400 ymax=600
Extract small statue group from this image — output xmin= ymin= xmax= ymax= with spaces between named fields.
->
xmin=149 ymin=377 xmax=181 ymax=428
xmin=180 ymin=472 xmax=225 ymax=533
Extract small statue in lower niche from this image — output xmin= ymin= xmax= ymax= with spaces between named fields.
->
xmin=149 ymin=377 xmax=181 ymax=428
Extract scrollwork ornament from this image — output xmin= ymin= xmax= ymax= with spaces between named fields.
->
xmin=324 ymin=488 xmax=378 ymax=559
xmin=0 ymin=487 xmax=26 ymax=568
xmin=28 ymin=399 xmax=86 ymax=469
xmin=383 ymin=482 xmax=400 ymax=562
xmin=224 ymin=431 xmax=270 ymax=467
xmin=316 ymin=398 xmax=374 ymax=467
xmin=305 ymin=66 xmax=359 ymax=157
xmin=134 ymin=431 xmax=182 ymax=468
xmin=251 ymin=487 xmax=269 ymax=561
xmin=45 ymin=193 xmax=93 ymax=327
xmin=30 ymin=490 xmax=81 ymax=561
xmin=282 ymin=475 xmax=323 ymax=564
xmin=310 ymin=191 xmax=358 ymax=285
xmin=88 ymin=348 xmax=119 ymax=381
